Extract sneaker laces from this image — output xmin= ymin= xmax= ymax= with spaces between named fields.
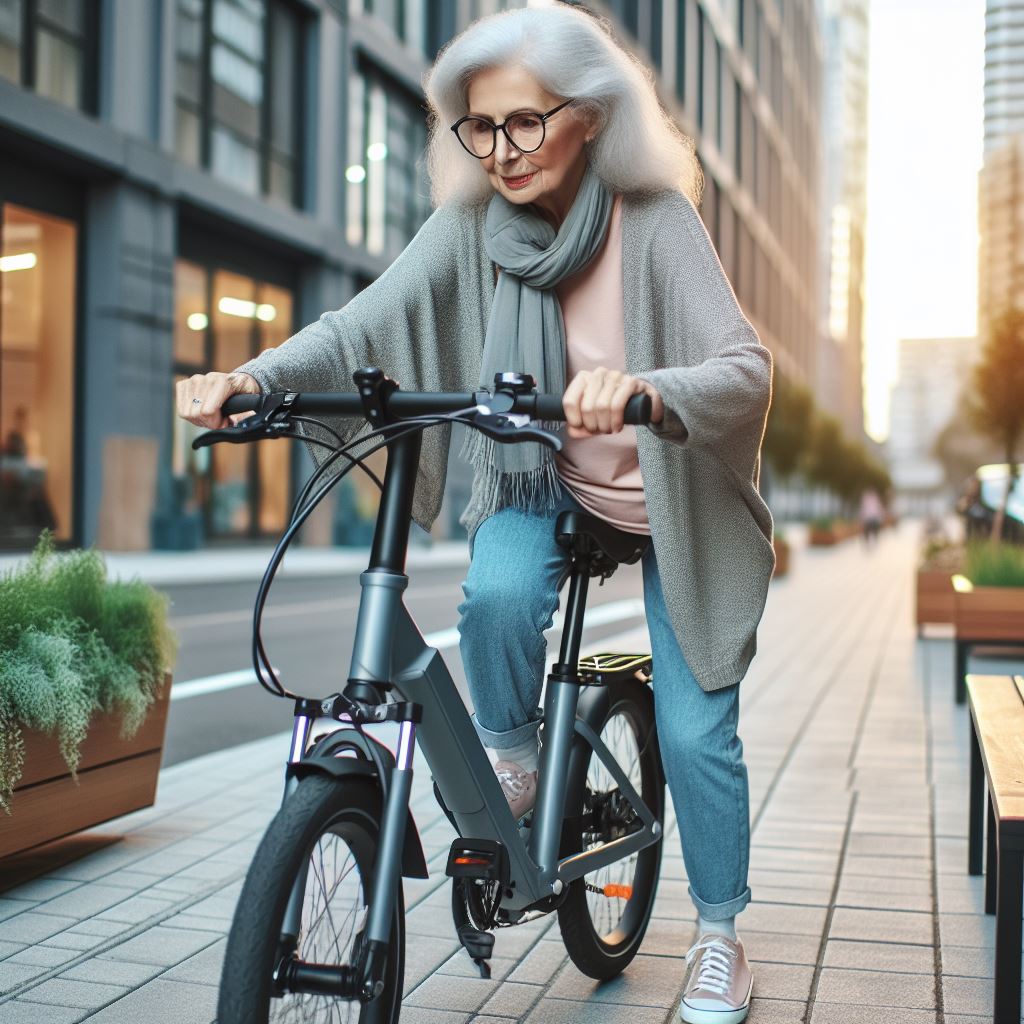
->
xmin=495 ymin=767 xmax=528 ymax=798
xmin=685 ymin=937 xmax=738 ymax=996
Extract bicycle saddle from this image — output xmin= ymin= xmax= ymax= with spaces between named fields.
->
xmin=555 ymin=510 xmax=650 ymax=572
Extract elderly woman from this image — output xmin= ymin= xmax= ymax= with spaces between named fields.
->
xmin=178 ymin=4 xmax=773 ymax=1021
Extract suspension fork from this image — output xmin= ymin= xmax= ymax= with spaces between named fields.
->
xmin=277 ymin=696 xmax=420 ymax=1002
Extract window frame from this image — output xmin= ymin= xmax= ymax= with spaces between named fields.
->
xmin=3 ymin=0 xmax=100 ymax=113
xmin=176 ymin=0 xmax=305 ymax=206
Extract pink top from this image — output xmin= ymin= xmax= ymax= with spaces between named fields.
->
xmin=553 ymin=193 xmax=650 ymax=536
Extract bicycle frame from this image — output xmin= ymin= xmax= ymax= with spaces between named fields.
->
xmin=281 ymin=422 xmax=662 ymax=957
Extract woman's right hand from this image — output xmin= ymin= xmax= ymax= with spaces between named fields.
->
xmin=176 ymin=371 xmax=262 ymax=429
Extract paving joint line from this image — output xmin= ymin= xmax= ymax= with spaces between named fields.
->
xmin=749 ymin=568 xmax=881 ymax=835
xmin=921 ymin=630 xmax=946 ymax=1024
xmin=804 ymin=567 xmax=905 ymax=1023
xmin=803 ymin=791 xmax=859 ymax=1021
xmin=0 ymin=865 xmax=243 ymax=1006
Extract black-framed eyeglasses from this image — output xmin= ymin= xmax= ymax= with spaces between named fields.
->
xmin=450 ymin=98 xmax=576 ymax=159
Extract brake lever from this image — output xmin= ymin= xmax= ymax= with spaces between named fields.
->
xmin=191 ymin=392 xmax=297 ymax=450
xmin=471 ymin=412 xmax=563 ymax=453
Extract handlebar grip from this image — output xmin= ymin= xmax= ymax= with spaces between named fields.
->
xmin=531 ymin=392 xmax=652 ymax=425
xmin=222 ymin=394 xmax=264 ymax=415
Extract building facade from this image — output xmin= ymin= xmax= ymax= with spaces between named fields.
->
xmin=978 ymin=1 xmax=1024 ymax=340
xmin=814 ymin=0 xmax=867 ymax=441
xmin=0 ymin=0 xmax=823 ymax=551
xmin=887 ymin=335 xmax=978 ymax=509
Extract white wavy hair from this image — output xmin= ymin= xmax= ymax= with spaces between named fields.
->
xmin=422 ymin=1 xmax=703 ymax=209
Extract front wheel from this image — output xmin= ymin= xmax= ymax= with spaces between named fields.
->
xmin=557 ymin=681 xmax=664 ymax=980
xmin=217 ymin=775 xmax=405 ymax=1023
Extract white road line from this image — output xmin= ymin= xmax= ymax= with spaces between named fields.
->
xmin=170 ymin=597 xmax=648 ymax=701
xmin=170 ymin=582 xmax=465 ymax=630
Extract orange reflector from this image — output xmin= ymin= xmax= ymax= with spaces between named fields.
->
xmin=454 ymin=856 xmax=490 ymax=866
xmin=603 ymin=884 xmax=632 ymax=899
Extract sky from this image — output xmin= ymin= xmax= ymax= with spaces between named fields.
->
xmin=863 ymin=0 xmax=986 ymax=441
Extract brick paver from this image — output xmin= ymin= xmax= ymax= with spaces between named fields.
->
xmin=2 ymin=523 xmax=1023 ymax=1022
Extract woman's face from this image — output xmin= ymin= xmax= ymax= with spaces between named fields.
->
xmin=465 ymin=65 xmax=595 ymax=230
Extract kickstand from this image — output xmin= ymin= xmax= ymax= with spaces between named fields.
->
xmin=456 ymin=924 xmax=494 ymax=979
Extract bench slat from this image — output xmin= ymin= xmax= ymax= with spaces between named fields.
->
xmin=967 ymin=675 xmax=1024 ymax=827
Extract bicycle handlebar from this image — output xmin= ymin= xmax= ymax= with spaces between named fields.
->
xmin=222 ymin=389 xmax=653 ymax=425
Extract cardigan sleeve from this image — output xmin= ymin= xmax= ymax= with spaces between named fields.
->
xmin=637 ymin=191 xmax=772 ymax=481
xmin=234 ymin=203 xmax=466 ymax=412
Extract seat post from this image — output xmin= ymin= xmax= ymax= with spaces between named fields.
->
xmin=552 ymin=564 xmax=590 ymax=680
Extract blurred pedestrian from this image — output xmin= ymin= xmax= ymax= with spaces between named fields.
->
xmin=860 ymin=488 xmax=884 ymax=546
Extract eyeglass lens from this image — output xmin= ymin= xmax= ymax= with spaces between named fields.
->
xmin=457 ymin=112 xmax=545 ymax=157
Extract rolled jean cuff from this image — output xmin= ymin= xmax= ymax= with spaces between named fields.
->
xmin=471 ymin=707 xmax=544 ymax=750
xmin=688 ymin=884 xmax=752 ymax=921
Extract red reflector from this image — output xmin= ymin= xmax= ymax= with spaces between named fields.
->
xmin=454 ymin=856 xmax=490 ymax=866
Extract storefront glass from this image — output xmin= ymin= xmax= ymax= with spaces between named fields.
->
xmin=0 ymin=202 xmax=76 ymax=548
xmin=172 ymin=258 xmax=293 ymax=542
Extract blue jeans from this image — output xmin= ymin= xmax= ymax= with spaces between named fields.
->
xmin=456 ymin=484 xmax=752 ymax=921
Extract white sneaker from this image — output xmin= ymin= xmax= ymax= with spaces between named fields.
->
xmin=493 ymin=760 xmax=538 ymax=820
xmin=678 ymin=933 xmax=753 ymax=1024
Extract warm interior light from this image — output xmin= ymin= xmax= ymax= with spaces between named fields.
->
xmin=0 ymin=252 xmax=37 ymax=272
xmin=218 ymin=296 xmax=258 ymax=318
xmin=255 ymin=303 xmax=276 ymax=322
xmin=366 ymin=142 xmax=387 ymax=161
xmin=186 ymin=312 xmax=208 ymax=331
xmin=345 ymin=165 xmax=367 ymax=183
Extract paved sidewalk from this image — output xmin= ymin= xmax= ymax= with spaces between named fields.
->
xmin=0 ymin=541 xmax=471 ymax=587
xmin=1 ymin=524 xmax=1021 ymax=1022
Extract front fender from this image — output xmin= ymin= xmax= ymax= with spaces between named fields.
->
xmin=289 ymin=750 xmax=429 ymax=880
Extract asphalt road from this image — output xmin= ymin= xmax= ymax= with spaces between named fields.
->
xmin=161 ymin=560 xmax=649 ymax=767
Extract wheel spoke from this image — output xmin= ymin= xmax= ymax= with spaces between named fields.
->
xmin=582 ymin=707 xmax=643 ymax=940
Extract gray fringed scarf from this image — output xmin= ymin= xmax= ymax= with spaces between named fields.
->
xmin=460 ymin=161 xmax=614 ymax=522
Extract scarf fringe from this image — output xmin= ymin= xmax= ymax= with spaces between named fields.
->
xmin=459 ymin=424 xmax=564 ymax=521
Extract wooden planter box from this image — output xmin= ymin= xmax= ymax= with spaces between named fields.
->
xmin=954 ymin=585 xmax=1024 ymax=643
xmin=916 ymin=569 xmax=957 ymax=628
xmin=773 ymin=537 xmax=791 ymax=578
xmin=0 ymin=677 xmax=171 ymax=860
xmin=808 ymin=526 xmax=839 ymax=546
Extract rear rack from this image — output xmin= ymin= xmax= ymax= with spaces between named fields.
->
xmin=576 ymin=652 xmax=653 ymax=686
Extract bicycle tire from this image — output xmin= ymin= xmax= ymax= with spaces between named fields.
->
xmin=557 ymin=680 xmax=664 ymax=980
xmin=218 ymin=774 xmax=405 ymax=1024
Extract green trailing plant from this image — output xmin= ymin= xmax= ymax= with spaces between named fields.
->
xmin=920 ymin=538 xmax=965 ymax=574
xmin=964 ymin=540 xmax=1024 ymax=588
xmin=0 ymin=532 xmax=177 ymax=810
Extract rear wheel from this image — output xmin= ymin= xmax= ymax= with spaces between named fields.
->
xmin=217 ymin=775 xmax=404 ymax=1023
xmin=557 ymin=681 xmax=664 ymax=979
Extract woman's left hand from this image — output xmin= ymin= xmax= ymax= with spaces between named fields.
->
xmin=562 ymin=367 xmax=665 ymax=439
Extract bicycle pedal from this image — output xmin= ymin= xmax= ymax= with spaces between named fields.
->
xmin=445 ymin=838 xmax=509 ymax=887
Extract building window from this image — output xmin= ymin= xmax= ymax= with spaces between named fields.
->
xmin=346 ymin=63 xmax=431 ymax=257
xmin=172 ymin=259 xmax=294 ymax=540
xmin=649 ymin=0 xmax=663 ymax=69
xmin=0 ymin=0 xmax=98 ymax=112
xmin=1 ymin=202 xmax=76 ymax=549
xmin=696 ymin=8 xmax=704 ymax=131
xmin=349 ymin=0 xmax=434 ymax=56
xmin=175 ymin=0 xmax=304 ymax=205
xmin=674 ymin=0 xmax=686 ymax=104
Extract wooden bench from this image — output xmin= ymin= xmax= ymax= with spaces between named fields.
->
xmin=953 ymin=577 xmax=1024 ymax=705
xmin=967 ymin=675 xmax=1024 ymax=1023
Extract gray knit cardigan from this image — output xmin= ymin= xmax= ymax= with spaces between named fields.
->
xmin=236 ymin=188 xmax=775 ymax=693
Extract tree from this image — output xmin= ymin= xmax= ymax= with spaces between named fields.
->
xmin=968 ymin=306 xmax=1024 ymax=541
xmin=762 ymin=373 xmax=814 ymax=504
